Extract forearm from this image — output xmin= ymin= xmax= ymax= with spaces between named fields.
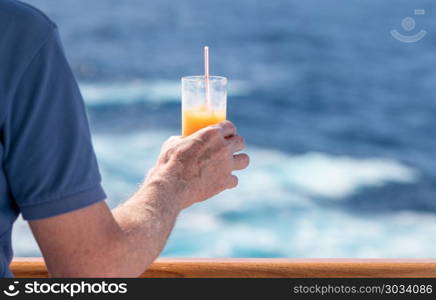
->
xmin=32 ymin=174 xmax=183 ymax=278
xmin=111 ymin=177 xmax=182 ymax=276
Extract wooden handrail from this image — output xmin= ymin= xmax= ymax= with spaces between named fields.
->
xmin=11 ymin=258 xmax=436 ymax=278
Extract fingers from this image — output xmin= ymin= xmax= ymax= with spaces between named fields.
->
xmin=217 ymin=120 xmax=236 ymax=138
xmin=227 ymin=135 xmax=245 ymax=153
xmin=193 ymin=121 xmax=235 ymax=141
xmin=194 ymin=121 xmax=236 ymax=142
xmin=233 ymin=153 xmax=250 ymax=171
xmin=226 ymin=154 xmax=249 ymax=189
xmin=225 ymin=175 xmax=239 ymax=189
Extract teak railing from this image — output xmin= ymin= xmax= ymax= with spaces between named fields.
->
xmin=11 ymin=258 xmax=436 ymax=278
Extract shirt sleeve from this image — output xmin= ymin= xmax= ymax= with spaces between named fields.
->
xmin=3 ymin=28 xmax=106 ymax=221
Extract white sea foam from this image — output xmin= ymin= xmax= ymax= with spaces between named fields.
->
xmin=245 ymin=150 xmax=418 ymax=199
xmin=169 ymin=208 xmax=436 ymax=258
xmin=12 ymin=130 xmax=430 ymax=258
xmin=79 ymin=80 xmax=250 ymax=106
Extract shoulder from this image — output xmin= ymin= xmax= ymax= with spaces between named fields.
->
xmin=0 ymin=0 xmax=57 ymax=40
xmin=0 ymin=0 xmax=60 ymax=77
xmin=0 ymin=1 xmax=61 ymax=123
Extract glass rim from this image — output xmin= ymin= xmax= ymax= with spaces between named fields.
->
xmin=182 ymin=75 xmax=227 ymax=82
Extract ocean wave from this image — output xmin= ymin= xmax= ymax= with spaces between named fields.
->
xmin=247 ymin=150 xmax=418 ymax=199
xmin=79 ymin=80 xmax=251 ymax=106
xmin=168 ymin=209 xmax=436 ymax=258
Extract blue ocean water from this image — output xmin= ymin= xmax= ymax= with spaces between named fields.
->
xmin=13 ymin=0 xmax=436 ymax=258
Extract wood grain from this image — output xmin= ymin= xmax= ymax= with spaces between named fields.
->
xmin=10 ymin=258 xmax=436 ymax=278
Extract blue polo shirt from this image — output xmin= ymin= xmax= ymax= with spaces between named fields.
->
xmin=0 ymin=1 xmax=106 ymax=277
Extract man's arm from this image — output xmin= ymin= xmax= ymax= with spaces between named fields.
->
xmin=29 ymin=121 xmax=249 ymax=277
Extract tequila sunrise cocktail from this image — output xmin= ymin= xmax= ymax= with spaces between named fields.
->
xmin=182 ymin=106 xmax=226 ymax=136
xmin=181 ymin=75 xmax=227 ymax=137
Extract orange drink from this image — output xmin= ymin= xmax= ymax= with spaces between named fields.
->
xmin=182 ymin=107 xmax=226 ymax=136
xmin=181 ymin=75 xmax=227 ymax=137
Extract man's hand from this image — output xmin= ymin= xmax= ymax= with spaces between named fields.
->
xmin=147 ymin=120 xmax=249 ymax=209
xmin=29 ymin=121 xmax=249 ymax=277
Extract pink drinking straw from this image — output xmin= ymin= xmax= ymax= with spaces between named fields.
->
xmin=204 ymin=46 xmax=212 ymax=110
